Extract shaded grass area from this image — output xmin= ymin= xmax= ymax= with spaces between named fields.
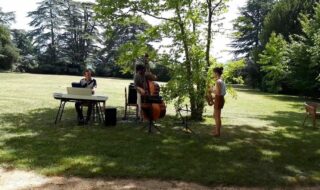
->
xmin=0 ymin=73 xmax=320 ymax=188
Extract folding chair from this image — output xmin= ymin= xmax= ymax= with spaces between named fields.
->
xmin=302 ymin=102 xmax=320 ymax=128
xmin=123 ymin=85 xmax=138 ymax=120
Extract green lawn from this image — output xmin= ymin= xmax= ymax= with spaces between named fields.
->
xmin=0 ymin=73 xmax=319 ymax=188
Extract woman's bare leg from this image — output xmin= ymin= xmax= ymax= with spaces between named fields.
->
xmin=214 ymin=109 xmax=221 ymax=136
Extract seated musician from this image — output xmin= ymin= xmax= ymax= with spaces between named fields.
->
xmin=75 ymin=69 xmax=97 ymax=125
xmin=134 ymin=64 xmax=158 ymax=120
xmin=143 ymin=53 xmax=157 ymax=81
xmin=134 ymin=64 xmax=148 ymax=121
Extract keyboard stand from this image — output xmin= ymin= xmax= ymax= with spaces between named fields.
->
xmin=55 ymin=100 xmax=67 ymax=124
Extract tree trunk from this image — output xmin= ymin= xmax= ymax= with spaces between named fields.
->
xmin=49 ymin=5 xmax=56 ymax=65
xmin=206 ymin=0 xmax=213 ymax=70
xmin=176 ymin=6 xmax=202 ymax=120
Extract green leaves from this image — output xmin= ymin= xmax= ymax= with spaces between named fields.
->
xmin=261 ymin=0 xmax=318 ymax=44
xmin=0 ymin=25 xmax=19 ymax=70
xmin=285 ymin=3 xmax=320 ymax=96
xmin=224 ymin=59 xmax=245 ymax=85
xmin=258 ymin=32 xmax=288 ymax=93
xmin=0 ymin=7 xmax=15 ymax=26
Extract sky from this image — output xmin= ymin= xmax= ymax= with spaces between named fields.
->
xmin=0 ymin=0 xmax=247 ymax=63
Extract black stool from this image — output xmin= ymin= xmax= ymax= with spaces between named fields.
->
xmin=105 ymin=107 xmax=117 ymax=126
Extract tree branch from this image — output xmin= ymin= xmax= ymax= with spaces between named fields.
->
xmin=211 ymin=0 xmax=224 ymax=13
xmin=133 ymin=8 xmax=179 ymax=24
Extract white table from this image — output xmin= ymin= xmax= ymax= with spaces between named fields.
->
xmin=53 ymin=93 xmax=108 ymax=124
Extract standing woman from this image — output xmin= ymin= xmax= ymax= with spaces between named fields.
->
xmin=212 ymin=67 xmax=226 ymax=137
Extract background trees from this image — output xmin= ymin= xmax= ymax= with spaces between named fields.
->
xmin=232 ymin=0 xmax=320 ymax=97
xmin=28 ymin=0 xmax=64 ymax=71
xmin=59 ymin=1 xmax=101 ymax=74
xmin=231 ymin=0 xmax=275 ymax=88
xmin=28 ymin=0 xmax=101 ymax=74
xmin=11 ymin=29 xmax=37 ymax=72
xmin=286 ymin=4 xmax=320 ymax=97
xmin=0 ymin=9 xmax=19 ymax=71
xmin=1 ymin=0 xmax=319 ymax=111
xmin=261 ymin=0 xmax=319 ymax=44
xmin=0 ymin=7 xmax=15 ymax=26
xmin=258 ymin=33 xmax=288 ymax=93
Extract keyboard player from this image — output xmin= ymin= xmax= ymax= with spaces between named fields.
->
xmin=75 ymin=69 xmax=97 ymax=125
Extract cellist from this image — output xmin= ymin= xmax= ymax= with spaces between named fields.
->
xmin=134 ymin=64 xmax=149 ymax=121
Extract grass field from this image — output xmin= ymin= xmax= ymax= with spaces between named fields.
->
xmin=0 ymin=73 xmax=319 ymax=188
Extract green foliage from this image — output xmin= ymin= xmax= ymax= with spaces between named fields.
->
xmin=12 ymin=29 xmax=34 ymax=56
xmin=15 ymin=55 xmax=39 ymax=73
xmin=60 ymin=1 xmax=101 ymax=71
xmin=258 ymin=33 xmax=288 ymax=93
xmin=28 ymin=0 xmax=101 ymax=73
xmin=231 ymin=0 xmax=275 ymax=56
xmin=0 ymin=25 xmax=19 ymax=70
xmin=262 ymin=0 xmax=319 ymax=45
xmin=11 ymin=29 xmax=38 ymax=72
xmin=115 ymin=18 xmax=157 ymax=74
xmin=0 ymin=7 xmax=15 ymax=26
xmin=96 ymin=0 xmax=228 ymax=120
xmin=286 ymin=3 xmax=320 ymax=97
xmin=224 ymin=59 xmax=245 ymax=84
xmin=0 ymin=44 xmax=19 ymax=70
xmin=231 ymin=0 xmax=275 ymax=89
xmin=28 ymin=0 xmax=64 ymax=66
xmin=95 ymin=16 xmax=153 ymax=77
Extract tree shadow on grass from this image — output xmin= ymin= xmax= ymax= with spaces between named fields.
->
xmin=0 ymin=108 xmax=320 ymax=188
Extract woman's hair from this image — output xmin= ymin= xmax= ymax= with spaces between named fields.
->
xmin=213 ymin=67 xmax=224 ymax=76
xmin=136 ymin=64 xmax=146 ymax=72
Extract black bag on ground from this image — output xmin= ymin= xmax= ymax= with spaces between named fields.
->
xmin=105 ymin=107 xmax=117 ymax=126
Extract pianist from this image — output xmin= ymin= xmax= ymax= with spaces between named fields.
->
xmin=75 ymin=69 xmax=97 ymax=125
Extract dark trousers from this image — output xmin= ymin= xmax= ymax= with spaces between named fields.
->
xmin=75 ymin=101 xmax=93 ymax=121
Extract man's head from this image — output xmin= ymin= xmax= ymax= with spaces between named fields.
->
xmin=136 ymin=64 xmax=146 ymax=75
xmin=83 ymin=69 xmax=92 ymax=80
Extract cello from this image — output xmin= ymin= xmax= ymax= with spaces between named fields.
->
xmin=141 ymin=80 xmax=166 ymax=132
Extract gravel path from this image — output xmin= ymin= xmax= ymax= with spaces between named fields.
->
xmin=0 ymin=168 xmax=318 ymax=190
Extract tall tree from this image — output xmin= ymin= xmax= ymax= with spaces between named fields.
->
xmin=11 ymin=29 xmax=37 ymax=72
xmin=0 ymin=25 xmax=19 ymax=70
xmin=28 ymin=0 xmax=64 ymax=66
xmin=0 ymin=7 xmax=15 ymax=26
xmin=231 ymin=0 xmax=274 ymax=57
xmin=258 ymin=32 xmax=288 ymax=93
xmin=205 ymin=0 xmax=226 ymax=68
xmin=231 ymin=0 xmax=275 ymax=88
xmin=96 ymin=16 xmax=152 ymax=76
xmin=12 ymin=29 xmax=34 ymax=56
xmin=60 ymin=1 xmax=101 ymax=73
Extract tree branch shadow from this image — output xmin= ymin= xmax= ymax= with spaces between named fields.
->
xmin=0 ymin=108 xmax=319 ymax=187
